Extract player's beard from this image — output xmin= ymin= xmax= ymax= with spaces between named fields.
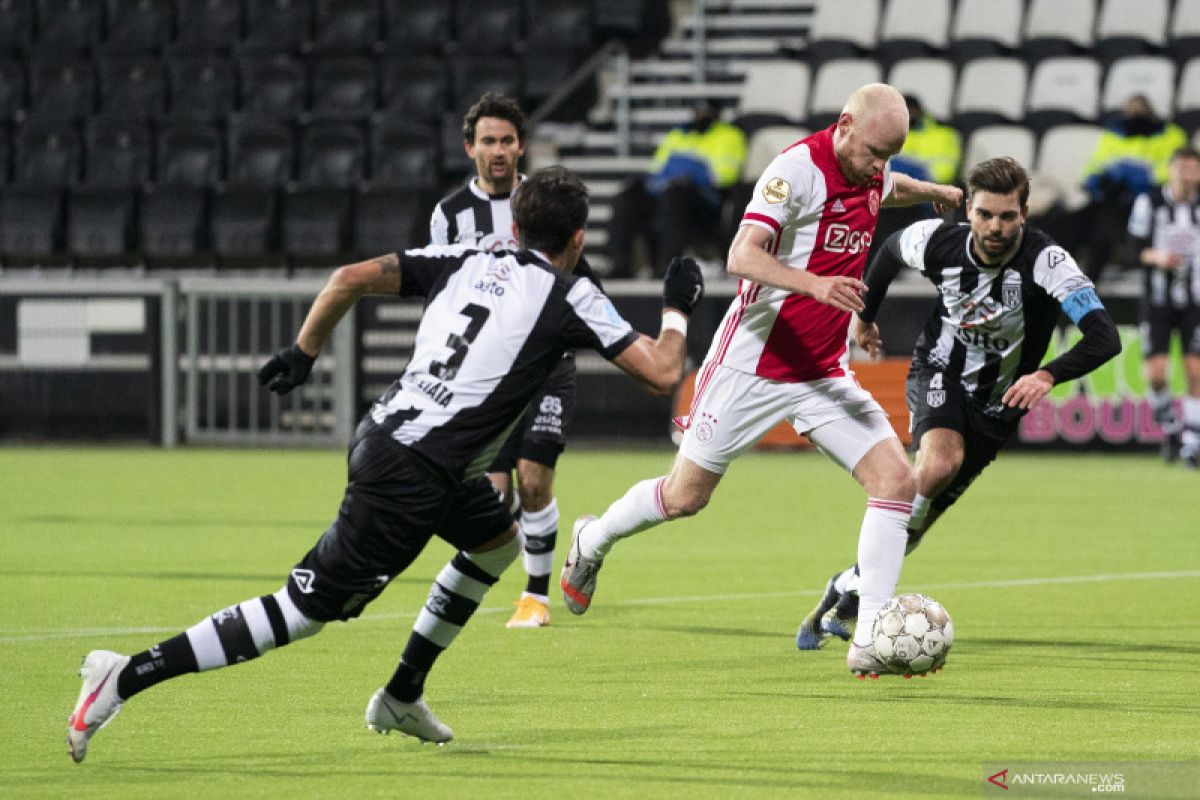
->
xmin=973 ymin=229 xmax=1021 ymax=263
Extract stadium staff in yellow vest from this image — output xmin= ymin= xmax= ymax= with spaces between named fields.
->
xmin=868 ymin=94 xmax=962 ymax=262
xmin=1078 ymin=93 xmax=1188 ymax=281
xmin=607 ymin=98 xmax=747 ymax=277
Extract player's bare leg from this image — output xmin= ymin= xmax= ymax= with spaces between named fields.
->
xmin=563 ymin=453 xmax=721 ymax=613
xmin=507 ymin=459 xmax=556 ymax=628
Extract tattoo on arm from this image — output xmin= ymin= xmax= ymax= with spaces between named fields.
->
xmin=372 ymin=253 xmax=400 ymax=274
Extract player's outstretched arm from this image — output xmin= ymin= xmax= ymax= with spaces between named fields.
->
xmin=727 ymin=225 xmax=867 ymax=312
xmin=257 ymin=254 xmax=402 ymax=395
xmin=884 ymin=173 xmax=963 ymax=213
xmin=612 ymin=257 xmax=705 ymax=396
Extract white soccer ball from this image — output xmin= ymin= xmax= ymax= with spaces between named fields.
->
xmin=871 ymin=593 xmax=954 ymax=675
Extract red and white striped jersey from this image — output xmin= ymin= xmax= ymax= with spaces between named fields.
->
xmin=703 ymin=126 xmax=894 ymax=383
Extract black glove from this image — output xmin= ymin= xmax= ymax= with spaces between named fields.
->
xmin=662 ymin=256 xmax=705 ymax=316
xmin=257 ymin=343 xmax=316 ymax=395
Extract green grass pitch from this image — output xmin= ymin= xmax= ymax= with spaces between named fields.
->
xmin=2 ymin=446 xmax=1198 ymax=799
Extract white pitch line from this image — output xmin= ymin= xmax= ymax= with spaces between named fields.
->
xmin=4 ymin=570 xmax=1198 ymax=645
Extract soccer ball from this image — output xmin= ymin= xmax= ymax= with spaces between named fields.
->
xmin=871 ymin=593 xmax=954 ymax=675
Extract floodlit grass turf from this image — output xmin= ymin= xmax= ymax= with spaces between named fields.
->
xmin=2 ymin=446 xmax=1198 ymax=799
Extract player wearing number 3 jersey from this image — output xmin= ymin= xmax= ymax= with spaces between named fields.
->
xmin=561 ymin=84 xmax=964 ymax=678
xmin=64 ymin=168 xmax=706 ymax=760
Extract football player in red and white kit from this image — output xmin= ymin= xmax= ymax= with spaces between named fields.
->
xmin=562 ymin=84 xmax=963 ymax=678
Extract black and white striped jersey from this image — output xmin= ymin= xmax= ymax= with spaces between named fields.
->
xmin=1127 ymin=185 xmax=1200 ymax=309
xmin=371 ymin=244 xmax=637 ymax=478
xmin=429 ymin=177 xmax=524 ymax=251
xmin=888 ymin=220 xmax=1102 ymax=414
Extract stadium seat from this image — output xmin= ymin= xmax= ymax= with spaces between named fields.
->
xmin=591 ymin=0 xmax=670 ymax=55
xmin=1102 ymin=57 xmax=1175 ymax=120
xmin=887 ymin=58 xmax=955 ymax=121
xmin=1032 ymin=124 xmax=1103 ymax=213
xmin=742 ymin=125 xmax=807 ymax=180
xmin=522 ymin=49 xmax=591 ymax=111
xmin=15 ymin=119 xmax=80 ymax=186
xmin=67 ymin=185 xmax=136 ymax=264
xmin=953 ymin=57 xmax=1026 ymax=134
xmin=1025 ymin=57 xmax=1101 ymax=134
xmin=455 ymin=0 xmax=522 ymax=54
xmin=1175 ymin=58 xmax=1200 ymax=135
xmin=807 ymin=59 xmax=881 ymax=130
xmin=379 ymin=57 xmax=448 ymax=123
xmin=448 ymin=56 xmax=521 ymax=115
xmin=310 ymin=56 xmax=376 ymax=122
xmin=0 ymin=126 xmax=10 ymax=184
xmin=166 ymin=56 xmax=237 ymax=122
xmin=298 ymin=120 xmax=365 ymax=187
xmin=877 ymin=0 xmax=949 ymax=65
xmin=0 ymin=0 xmax=33 ymax=53
xmin=239 ymin=55 xmax=307 ymax=120
xmin=83 ymin=116 xmax=151 ymax=187
xmin=949 ymin=0 xmax=1022 ymax=62
xmin=380 ymin=1 xmax=450 ymax=55
xmin=803 ymin=0 xmax=879 ymax=66
xmin=281 ymin=184 xmax=351 ymax=264
xmin=243 ymin=0 xmax=313 ymax=51
xmin=28 ymin=56 xmax=94 ymax=120
xmin=156 ymin=121 xmax=223 ymax=186
xmin=140 ymin=181 xmax=209 ymax=266
xmin=174 ymin=0 xmax=243 ymax=49
xmin=98 ymin=57 xmax=166 ymax=119
xmin=0 ymin=58 xmax=26 ymax=120
xmin=312 ymin=0 xmax=380 ymax=53
xmin=210 ymin=183 xmax=280 ymax=265
xmin=35 ymin=0 xmax=101 ymax=52
xmin=439 ymin=110 xmax=469 ymax=178
xmin=1095 ymin=0 xmax=1169 ymax=64
xmin=524 ymin=0 xmax=592 ymax=49
xmin=962 ymin=125 xmax=1036 ymax=175
xmin=227 ymin=116 xmax=294 ymax=185
xmin=1023 ymin=0 xmax=1095 ymax=61
xmin=0 ymin=184 xmax=66 ymax=265
xmin=354 ymin=184 xmax=422 ymax=256
xmin=734 ymin=60 xmax=809 ymax=135
xmin=1169 ymin=0 xmax=1200 ymax=62
xmin=370 ymin=115 xmax=439 ymax=189
xmin=105 ymin=0 xmax=174 ymax=53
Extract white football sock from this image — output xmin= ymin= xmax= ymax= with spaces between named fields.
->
xmin=833 ymin=565 xmax=858 ymax=595
xmin=519 ymin=498 xmax=557 ymax=578
xmin=578 ymin=477 xmax=668 ymax=560
xmin=853 ymin=499 xmax=912 ymax=648
xmin=1151 ymin=387 xmax=1176 ymax=426
xmin=1182 ymin=397 xmax=1200 ymax=456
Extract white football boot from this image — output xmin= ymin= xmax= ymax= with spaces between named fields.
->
xmin=67 ymin=650 xmax=131 ymax=763
xmin=560 ymin=515 xmax=603 ymax=615
xmin=847 ymin=643 xmax=892 ymax=680
xmin=365 ymin=688 xmax=453 ymax=744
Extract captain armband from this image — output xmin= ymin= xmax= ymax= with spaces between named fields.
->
xmin=1061 ymin=287 xmax=1104 ymax=325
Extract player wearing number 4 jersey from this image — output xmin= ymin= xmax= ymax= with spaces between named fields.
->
xmin=65 ymin=167 xmax=706 ymax=762
xmin=797 ymin=157 xmax=1122 ymax=652
xmin=560 ymin=83 xmax=963 ymax=678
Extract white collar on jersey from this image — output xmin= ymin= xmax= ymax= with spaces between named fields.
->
xmin=528 ymin=248 xmax=553 ymax=267
xmin=469 ymin=173 xmax=528 ymax=201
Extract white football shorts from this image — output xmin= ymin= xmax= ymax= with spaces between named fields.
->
xmin=677 ymin=363 xmax=896 ymax=475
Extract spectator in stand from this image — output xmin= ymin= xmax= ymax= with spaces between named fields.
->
xmin=869 ymin=95 xmax=962 ymax=262
xmin=1078 ymin=94 xmax=1188 ymax=282
xmin=607 ymin=99 xmax=746 ymax=278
